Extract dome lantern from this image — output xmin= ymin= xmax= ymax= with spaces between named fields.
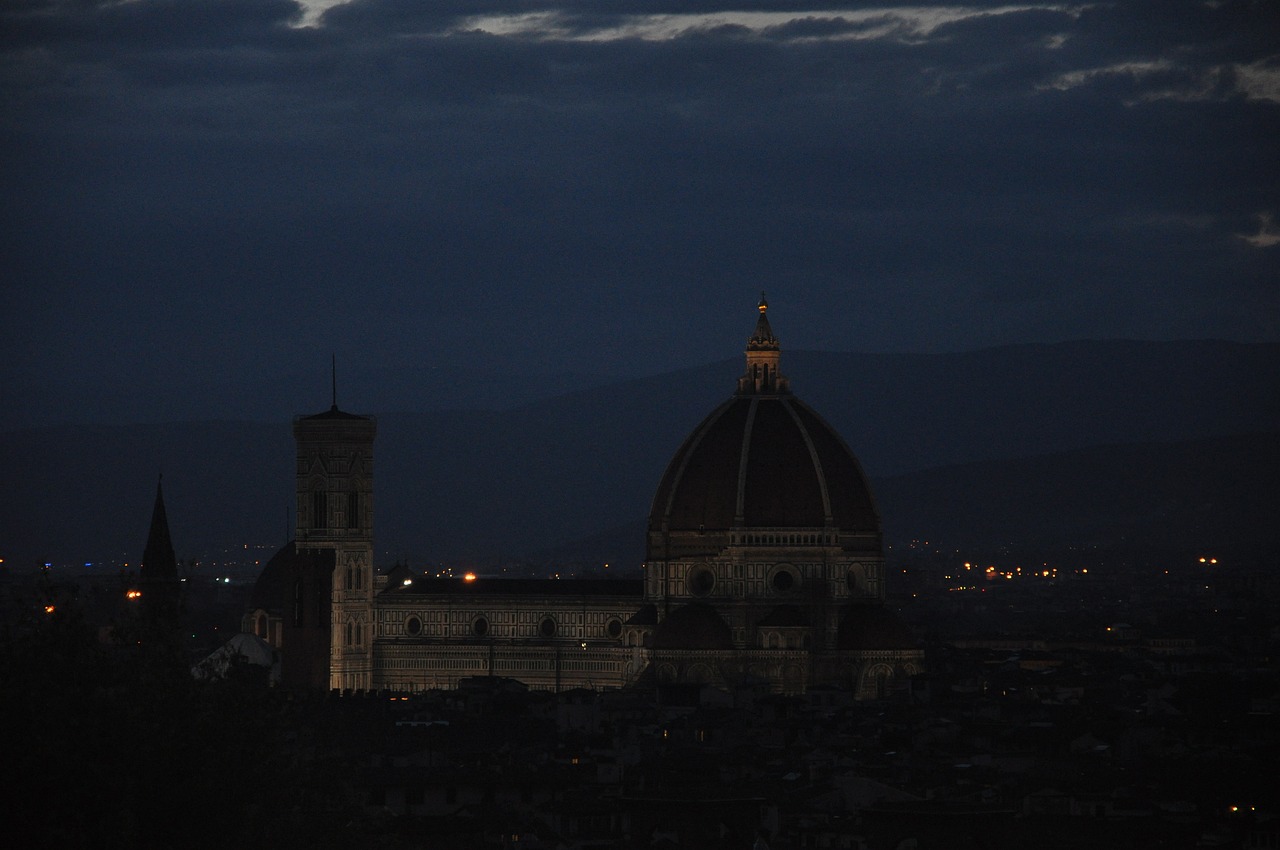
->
xmin=738 ymin=292 xmax=790 ymax=395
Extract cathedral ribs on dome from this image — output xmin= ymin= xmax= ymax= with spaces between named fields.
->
xmin=641 ymin=298 xmax=918 ymax=696
xmin=649 ymin=297 xmax=882 ymax=554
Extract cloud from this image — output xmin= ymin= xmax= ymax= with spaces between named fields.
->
xmin=440 ymin=5 xmax=1084 ymax=44
xmin=1235 ymin=58 xmax=1280 ymax=103
xmin=1239 ymin=213 xmax=1280 ymax=249
xmin=2 ymin=0 xmax=1278 ymax=426
xmin=1042 ymin=58 xmax=1280 ymax=104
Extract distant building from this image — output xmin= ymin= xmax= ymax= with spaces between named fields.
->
xmin=139 ymin=476 xmax=181 ymax=630
xmin=245 ymin=298 xmax=922 ymax=695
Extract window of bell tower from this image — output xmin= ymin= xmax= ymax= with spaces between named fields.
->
xmin=312 ymin=490 xmax=327 ymax=529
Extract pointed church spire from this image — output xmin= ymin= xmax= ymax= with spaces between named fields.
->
xmin=138 ymin=476 xmax=182 ymax=631
xmin=141 ymin=476 xmax=177 ymax=582
xmin=737 ymin=293 xmax=790 ymax=395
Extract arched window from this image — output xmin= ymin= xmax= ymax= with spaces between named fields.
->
xmin=347 ymin=490 xmax=359 ymax=529
xmin=292 ymin=578 xmax=305 ymax=627
xmin=312 ymin=490 xmax=327 ymax=529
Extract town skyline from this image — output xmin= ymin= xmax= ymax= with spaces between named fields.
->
xmin=3 ymin=337 xmax=1275 ymax=571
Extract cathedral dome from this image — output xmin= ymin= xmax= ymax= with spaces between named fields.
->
xmin=648 ymin=297 xmax=880 ymax=549
xmin=248 ymin=540 xmax=296 ymax=614
xmin=651 ymin=603 xmax=734 ymax=650
xmin=248 ymin=541 xmax=336 ymax=612
xmin=648 ymin=395 xmax=880 ymax=535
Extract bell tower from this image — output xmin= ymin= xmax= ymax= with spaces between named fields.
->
xmin=294 ymin=383 xmax=376 ymax=692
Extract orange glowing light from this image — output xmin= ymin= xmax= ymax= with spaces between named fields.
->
xmin=126 ymin=590 xmax=142 ymax=599
xmin=44 ymin=605 xmax=55 ymax=614
xmin=463 ymin=572 xmax=477 ymax=582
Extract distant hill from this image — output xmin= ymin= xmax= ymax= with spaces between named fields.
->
xmin=2 ymin=340 xmax=1276 ymax=567
xmin=874 ymin=431 xmax=1280 ymax=554
xmin=523 ymin=432 xmax=1280 ymax=570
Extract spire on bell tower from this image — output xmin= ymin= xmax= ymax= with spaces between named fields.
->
xmin=737 ymin=293 xmax=790 ymax=395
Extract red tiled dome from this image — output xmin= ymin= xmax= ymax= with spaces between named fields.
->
xmin=652 ymin=604 xmax=734 ymax=650
xmin=648 ymin=394 xmax=880 ymax=536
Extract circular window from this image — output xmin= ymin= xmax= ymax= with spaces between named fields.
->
xmin=405 ymin=616 xmax=422 ymax=636
xmin=606 ymin=618 xmax=623 ymax=639
xmin=539 ymin=616 xmax=557 ymax=637
xmin=771 ymin=569 xmax=796 ymax=593
xmin=472 ymin=616 xmax=489 ymax=637
xmin=688 ymin=567 xmax=715 ymax=597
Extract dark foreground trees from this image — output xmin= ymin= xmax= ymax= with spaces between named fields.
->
xmin=0 ymin=594 xmax=402 ymax=850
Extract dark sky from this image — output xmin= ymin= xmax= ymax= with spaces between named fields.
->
xmin=3 ymin=0 xmax=1277 ymax=426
